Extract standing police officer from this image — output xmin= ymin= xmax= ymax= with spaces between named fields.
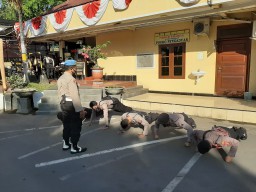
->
xmin=57 ymin=59 xmax=87 ymax=154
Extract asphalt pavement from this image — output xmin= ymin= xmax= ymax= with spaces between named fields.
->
xmin=0 ymin=111 xmax=255 ymax=192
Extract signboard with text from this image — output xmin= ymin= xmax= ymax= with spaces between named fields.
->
xmin=155 ymin=30 xmax=190 ymax=45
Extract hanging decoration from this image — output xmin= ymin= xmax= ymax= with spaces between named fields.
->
xmin=75 ymin=0 xmax=109 ymax=26
xmin=23 ymin=21 xmax=30 ymax=36
xmin=112 ymin=0 xmax=132 ymax=10
xmin=29 ymin=16 xmax=46 ymax=36
xmin=48 ymin=8 xmax=74 ymax=32
xmin=14 ymin=21 xmax=30 ymax=37
xmin=27 ymin=0 xmax=134 ymax=33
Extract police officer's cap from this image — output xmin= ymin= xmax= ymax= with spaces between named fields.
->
xmin=64 ymin=59 xmax=76 ymax=66
xmin=157 ymin=113 xmax=169 ymax=124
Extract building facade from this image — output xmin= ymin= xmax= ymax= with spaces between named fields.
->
xmin=25 ymin=0 xmax=256 ymax=96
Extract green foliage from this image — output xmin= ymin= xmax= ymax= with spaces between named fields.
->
xmin=22 ymin=0 xmax=66 ymax=20
xmin=7 ymin=75 xmax=54 ymax=91
xmin=81 ymin=41 xmax=111 ymax=68
xmin=27 ymin=82 xmax=55 ymax=92
xmin=0 ymin=0 xmax=66 ymax=20
xmin=0 ymin=0 xmax=17 ymax=20
xmin=7 ymin=74 xmax=28 ymax=89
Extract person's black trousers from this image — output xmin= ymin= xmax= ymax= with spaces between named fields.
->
xmin=61 ymin=101 xmax=82 ymax=146
xmin=112 ymin=98 xmax=133 ymax=112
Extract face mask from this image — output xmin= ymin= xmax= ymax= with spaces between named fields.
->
xmin=71 ymin=68 xmax=77 ymax=76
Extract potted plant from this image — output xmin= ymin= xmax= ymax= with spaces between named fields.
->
xmin=6 ymin=74 xmax=36 ymax=97
xmin=6 ymin=74 xmax=36 ymax=113
xmin=81 ymin=41 xmax=111 ymax=80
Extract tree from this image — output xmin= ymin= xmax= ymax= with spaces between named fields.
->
xmin=0 ymin=0 xmax=17 ymax=20
xmin=1 ymin=0 xmax=65 ymax=83
xmin=22 ymin=0 xmax=66 ymax=20
xmin=7 ymin=0 xmax=29 ymax=82
xmin=0 ymin=0 xmax=66 ymax=20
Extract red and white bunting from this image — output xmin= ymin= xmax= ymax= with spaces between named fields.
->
xmin=112 ymin=0 xmax=132 ymax=10
xmin=75 ymin=0 xmax=109 ymax=26
xmin=29 ymin=16 xmax=46 ymax=36
xmin=14 ymin=21 xmax=30 ymax=36
xmin=24 ymin=20 xmax=30 ymax=35
xmin=26 ymin=0 xmax=134 ymax=33
xmin=48 ymin=8 xmax=74 ymax=32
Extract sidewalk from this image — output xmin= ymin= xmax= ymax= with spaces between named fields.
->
xmin=123 ymin=93 xmax=256 ymax=124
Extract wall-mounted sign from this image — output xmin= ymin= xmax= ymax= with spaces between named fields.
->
xmin=155 ymin=30 xmax=190 ymax=45
xmin=50 ymin=44 xmax=59 ymax=52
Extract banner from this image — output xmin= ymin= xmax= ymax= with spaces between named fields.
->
xmin=29 ymin=16 xmax=47 ymax=36
xmin=155 ymin=30 xmax=190 ymax=45
xmin=75 ymin=0 xmax=109 ymax=26
xmin=49 ymin=8 xmax=74 ymax=32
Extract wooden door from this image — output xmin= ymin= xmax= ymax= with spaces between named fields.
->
xmin=215 ymin=38 xmax=250 ymax=96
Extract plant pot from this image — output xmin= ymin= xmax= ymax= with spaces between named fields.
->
xmin=12 ymin=89 xmax=36 ymax=114
xmin=12 ymin=88 xmax=36 ymax=97
xmin=105 ymin=87 xmax=124 ymax=95
xmin=91 ymin=68 xmax=104 ymax=80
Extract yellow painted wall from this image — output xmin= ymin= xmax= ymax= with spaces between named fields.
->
xmin=97 ymin=20 xmax=256 ymax=95
xmin=26 ymin=0 xmax=255 ymax=96
xmin=97 ymin=21 xmax=216 ymax=94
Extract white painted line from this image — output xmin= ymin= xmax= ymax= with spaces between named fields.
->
xmin=0 ymin=133 xmax=32 ymax=141
xmin=161 ymin=153 xmax=202 ymax=192
xmin=35 ymin=135 xmax=186 ymax=168
xmin=0 ymin=128 xmax=36 ymax=134
xmin=60 ymin=152 xmax=135 ymax=181
xmin=18 ymin=143 xmax=60 ymax=159
xmin=0 ymin=125 xmax=62 ymax=134
xmin=60 ymin=143 xmax=159 ymax=181
xmin=18 ymin=128 xmax=103 ymax=160
xmin=38 ymin=125 xmax=62 ymax=130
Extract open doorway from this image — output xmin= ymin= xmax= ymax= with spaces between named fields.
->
xmin=65 ymin=36 xmax=96 ymax=77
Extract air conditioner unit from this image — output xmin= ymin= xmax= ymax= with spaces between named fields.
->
xmin=252 ymin=20 xmax=256 ymax=39
xmin=193 ymin=17 xmax=210 ymax=35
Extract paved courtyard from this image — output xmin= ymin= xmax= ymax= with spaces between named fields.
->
xmin=0 ymin=112 xmax=256 ymax=192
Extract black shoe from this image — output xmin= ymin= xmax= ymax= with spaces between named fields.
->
xmin=70 ymin=145 xmax=87 ymax=154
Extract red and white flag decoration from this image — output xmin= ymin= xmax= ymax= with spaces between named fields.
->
xmin=49 ymin=8 xmax=74 ymax=32
xmin=112 ymin=0 xmax=132 ymax=10
xmin=75 ymin=0 xmax=108 ymax=26
xmin=14 ymin=21 xmax=30 ymax=36
xmin=29 ymin=16 xmax=46 ymax=36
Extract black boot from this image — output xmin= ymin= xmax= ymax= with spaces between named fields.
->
xmin=70 ymin=144 xmax=87 ymax=154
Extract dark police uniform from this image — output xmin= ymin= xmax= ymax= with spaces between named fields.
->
xmin=57 ymin=70 xmax=84 ymax=150
xmin=155 ymin=113 xmax=196 ymax=142
xmin=190 ymin=128 xmax=240 ymax=157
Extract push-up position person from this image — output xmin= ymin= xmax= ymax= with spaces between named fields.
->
xmin=120 ymin=111 xmax=159 ymax=138
xmin=154 ymin=112 xmax=196 ymax=146
xmin=191 ymin=125 xmax=247 ymax=163
xmin=89 ymin=96 xmax=133 ymax=129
